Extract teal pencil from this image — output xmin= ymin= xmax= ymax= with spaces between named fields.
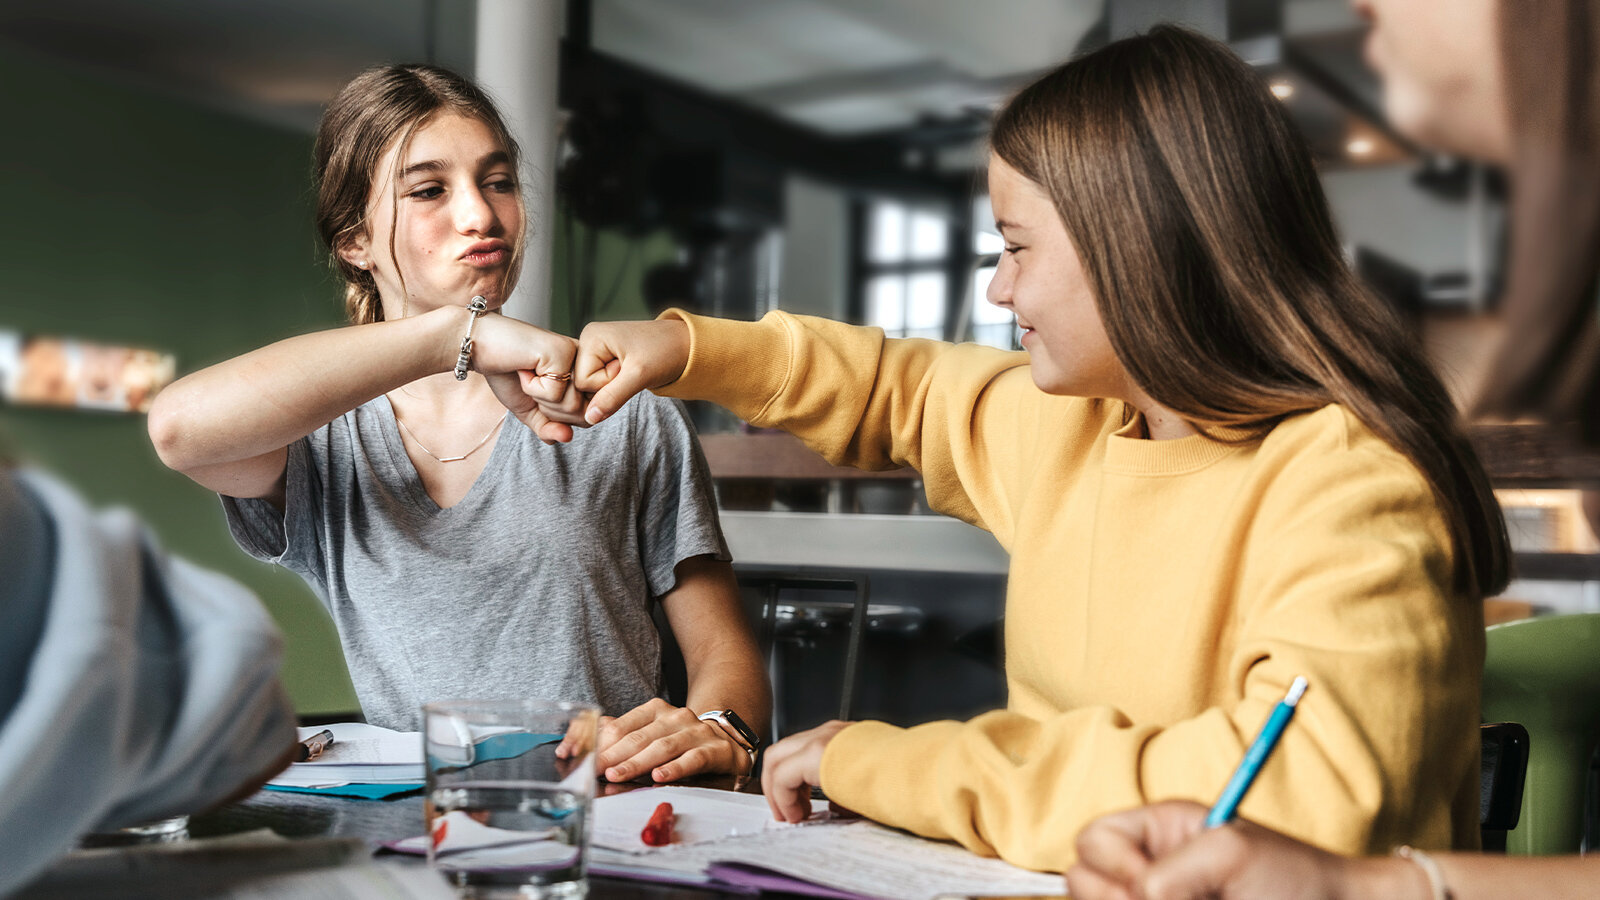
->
xmin=1205 ymin=676 xmax=1309 ymax=828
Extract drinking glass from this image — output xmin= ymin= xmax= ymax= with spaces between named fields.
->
xmin=423 ymin=699 xmax=599 ymax=899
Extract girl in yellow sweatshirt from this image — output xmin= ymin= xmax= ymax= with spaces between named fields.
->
xmin=565 ymin=26 xmax=1510 ymax=872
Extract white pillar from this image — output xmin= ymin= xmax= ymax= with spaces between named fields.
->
xmin=476 ymin=0 xmax=563 ymax=328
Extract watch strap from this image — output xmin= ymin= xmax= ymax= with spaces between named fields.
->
xmin=698 ymin=709 xmax=760 ymax=751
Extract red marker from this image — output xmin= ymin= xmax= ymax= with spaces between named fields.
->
xmin=641 ymin=801 xmax=676 ymax=846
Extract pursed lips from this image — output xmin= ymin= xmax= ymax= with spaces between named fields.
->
xmin=460 ymin=241 xmax=508 ymax=264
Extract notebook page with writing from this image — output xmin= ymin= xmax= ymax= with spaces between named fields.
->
xmin=293 ymin=723 xmax=421 ymax=765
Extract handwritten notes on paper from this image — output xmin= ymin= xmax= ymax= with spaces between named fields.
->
xmin=390 ymin=785 xmax=1064 ymax=899
xmin=589 ymin=787 xmax=1066 ymax=900
xmin=268 ymin=724 xmax=424 ymax=790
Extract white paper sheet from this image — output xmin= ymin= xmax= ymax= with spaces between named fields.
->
xmin=592 ymin=820 xmax=1063 ymax=899
xmin=294 ymin=723 xmax=423 ymax=765
xmin=269 ymin=724 xmax=425 ymax=788
xmin=394 ymin=786 xmax=1065 ymax=900
xmin=590 ymin=785 xmax=814 ymax=851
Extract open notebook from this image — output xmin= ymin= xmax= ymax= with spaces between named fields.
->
xmin=267 ymin=722 xmax=569 ymax=800
xmin=386 ymin=785 xmax=1066 ymax=900
xmin=266 ymin=723 xmax=426 ymax=799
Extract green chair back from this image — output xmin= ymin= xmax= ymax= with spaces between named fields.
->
xmin=1481 ymin=613 xmax=1600 ymax=855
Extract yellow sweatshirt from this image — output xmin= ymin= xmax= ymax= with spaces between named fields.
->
xmin=658 ymin=310 xmax=1483 ymax=872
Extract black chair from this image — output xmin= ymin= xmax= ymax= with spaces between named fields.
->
xmin=737 ymin=570 xmax=871 ymax=741
xmin=1480 ymin=721 xmax=1530 ymax=852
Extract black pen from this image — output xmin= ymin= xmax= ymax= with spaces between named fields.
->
xmin=296 ymin=729 xmax=335 ymax=762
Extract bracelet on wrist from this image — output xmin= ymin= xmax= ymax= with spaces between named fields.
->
xmin=1394 ymin=846 xmax=1453 ymax=900
xmin=453 ymin=295 xmax=489 ymax=381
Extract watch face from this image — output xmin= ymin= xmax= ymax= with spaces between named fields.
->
xmin=704 ymin=709 xmax=760 ymax=749
xmin=721 ymin=710 xmax=759 ymax=748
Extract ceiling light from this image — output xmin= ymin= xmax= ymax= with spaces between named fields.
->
xmin=1347 ymin=138 xmax=1375 ymax=156
xmin=1269 ymin=81 xmax=1294 ymax=100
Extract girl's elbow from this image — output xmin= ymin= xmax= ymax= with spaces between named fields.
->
xmin=146 ymin=394 xmax=196 ymax=471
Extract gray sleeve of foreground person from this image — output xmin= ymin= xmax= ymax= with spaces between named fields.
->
xmin=0 ymin=468 xmax=296 ymax=896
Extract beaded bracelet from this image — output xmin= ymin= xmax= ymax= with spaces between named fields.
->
xmin=453 ymin=295 xmax=489 ymax=381
xmin=1394 ymin=846 xmax=1454 ymax=900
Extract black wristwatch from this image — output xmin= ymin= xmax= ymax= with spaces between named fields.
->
xmin=698 ymin=708 xmax=760 ymax=770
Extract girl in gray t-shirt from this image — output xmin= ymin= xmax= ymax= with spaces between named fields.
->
xmin=148 ymin=63 xmax=769 ymax=785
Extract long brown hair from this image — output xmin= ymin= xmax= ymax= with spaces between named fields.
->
xmin=1473 ymin=0 xmax=1600 ymax=441
xmin=314 ymin=64 xmax=525 ymax=325
xmin=990 ymin=25 xmax=1509 ymax=599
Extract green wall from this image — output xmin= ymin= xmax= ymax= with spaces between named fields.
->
xmin=0 ymin=50 xmax=678 ymax=716
xmin=549 ymin=222 xmax=680 ymax=335
xmin=0 ymin=50 xmax=357 ymax=712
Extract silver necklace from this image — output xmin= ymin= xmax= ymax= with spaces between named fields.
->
xmin=394 ymin=413 xmax=504 ymax=463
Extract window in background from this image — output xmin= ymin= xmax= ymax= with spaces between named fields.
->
xmin=970 ymin=227 xmax=1016 ymax=350
xmin=853 ymin=197 xmax=1018 ymax=349
xmin=860 ymin=202 xmax=950 ymax=341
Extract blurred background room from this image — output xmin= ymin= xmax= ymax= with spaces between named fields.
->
xmin=2 ymin=0 xmax=1592 ymax=736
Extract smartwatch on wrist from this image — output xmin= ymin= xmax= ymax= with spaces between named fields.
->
xmin=698 ymin=709 xmax=760 ymax=771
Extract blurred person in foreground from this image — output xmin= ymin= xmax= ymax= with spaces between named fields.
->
xmin=0 ymin=450 xmax=296 ymax=895
xmin=1065 ymin=0 xmax=1600 ymax=897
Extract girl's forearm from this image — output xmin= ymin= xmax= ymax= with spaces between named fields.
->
xmin=149 ymin=307 xmax=458 ymax=472
xmin=683 ymin=652 xmax=773 ymax=742
xmin=665 ymin=559 xmax=773 ymax=740
xmin=1344 ymin=853 xmax=1600 ymax=900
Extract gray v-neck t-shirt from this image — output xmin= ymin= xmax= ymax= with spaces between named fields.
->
xmin=222 ymin=392 xmax=729 ymax=731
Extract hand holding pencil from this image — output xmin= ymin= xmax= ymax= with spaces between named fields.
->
xmin=1066 ymin=799 xmax=1357 ymax=900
